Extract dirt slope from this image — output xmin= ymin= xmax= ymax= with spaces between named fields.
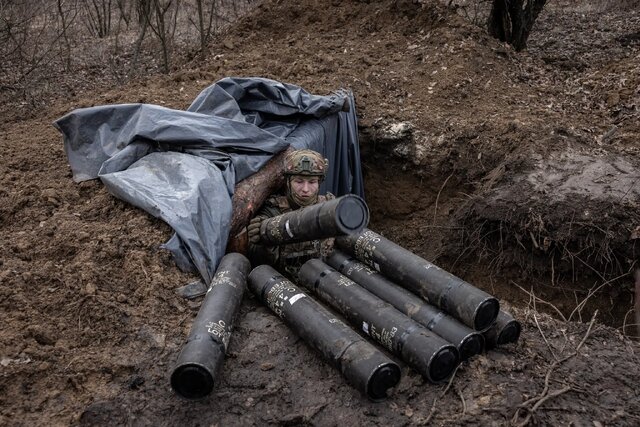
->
xmin=1 ymin=0 xmax=639 ymax=425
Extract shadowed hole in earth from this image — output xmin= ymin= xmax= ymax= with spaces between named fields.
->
xmin=359 ymin=128 xmax=638 ymax=335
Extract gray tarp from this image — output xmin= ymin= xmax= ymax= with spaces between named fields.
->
xmin=54 ymin=77 xmax=364 ymax=283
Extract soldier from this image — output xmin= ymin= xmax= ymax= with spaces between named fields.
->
xmin=247 ymin=149 xmax=334 ymax=277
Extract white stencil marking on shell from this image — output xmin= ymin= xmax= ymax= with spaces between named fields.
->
xmin=289 ymin=293 xmax=306 ymax=305
xmin=285 ymin=220 xmax=294 ymax=238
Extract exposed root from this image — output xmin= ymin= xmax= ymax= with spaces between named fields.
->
xmin=456 ymin=203 xmax=633 ymax=285
xmin=510 ymin=280 xmax=567 ymax=322
xmin=455 ymin=386 xmax=466 ymax=416
xmin=511 ymin=310 xmax=598 ymax=426
xmin=425 ymin=365 xmax=460 ymax=424
xmin=568 ymin=270 xmax=632 ymax=322
xmin=432 ymin=173 xmax=453 ymax=225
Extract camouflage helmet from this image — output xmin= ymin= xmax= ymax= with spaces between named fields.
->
xmin=284 ymin=149 xmax=328 ymax=179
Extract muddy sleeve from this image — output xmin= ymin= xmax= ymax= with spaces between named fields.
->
xmin=247 ymin=199 xmax=282 ymax=266
xmin=248 ymin=240 xmax=280 ymax=267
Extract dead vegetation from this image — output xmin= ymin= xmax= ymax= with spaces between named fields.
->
xmin=1 ymin=0 xmax=640 ymax=425
xmin=0 ymin=0 xmax=255 ymax=120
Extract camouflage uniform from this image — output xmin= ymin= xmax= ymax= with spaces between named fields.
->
xmin=248 ymin=149 xmax=334 ymax=278
xmin=248 ymin=193 xmax=335 ymax=278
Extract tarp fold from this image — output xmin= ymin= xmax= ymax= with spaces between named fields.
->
xmin=55 ymin=77 xmax=363 ymax=283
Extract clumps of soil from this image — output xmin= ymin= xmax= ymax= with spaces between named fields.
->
xmin=461 ymin=150 xmax=639 ymax=275
xmin=2 ymin=0 xmax=640 ymax=425
xmin=341 ymin=1 xmax=640 ymax=328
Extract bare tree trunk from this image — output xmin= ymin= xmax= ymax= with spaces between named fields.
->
xmin=7 ymin=3 xmax=66 ymax=85
xmin=154 ymin=0 xmax=169 ymax=73
xmin=57 ymin=0 xmax=78 ymax=71
xmin=170 ymin=0 xmax=180 ymax=43
xmin=82 ymin=0 xmax=113 ymax=38
xmin=487 ymin=0 xmax=547 ymax=51
xmin=197 ymin=0 xmax=220 ymax=58
xmin=147 ymin=0 xmax=179 ymax=74
xmin=226 ymin=147 xmax=294 ymax=254
xmin=115 ymin=0 xmax=134 ymax=28
xmin=196 ymin=0 xmax=206 ymax=55
xmin=488 ymin=0 xmax=509 ymax=42
xmin=130 ymin=0 xmax=151 ymax=74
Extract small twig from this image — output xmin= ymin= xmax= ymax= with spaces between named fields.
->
xmin=529 ymin=386 xmax=572 ymax=413
xmin=572 ymin=290 xmax=581 ymax=322
xmin=530 ymin=287 xmax=557 ymax=360
xmin=533 ymin=313 xmax=557 ymax=361
xmin=557 ymin=328 xmax=570 ymax=354
xmin=456 ymin=386 xmax=467 ymax=416
xmin=178 ymin=314 xmax=191 ymax=327
xmin=617 ymin=175 xmax=639 ymax=204
xmin=568 ymin=250 xmax=608 ymax=282
xmin=548 ymin=377 xmax=588 ymax=395
xmin=510 ymin=280 xmax=567 ymax=321
xmin=139 ymin=261 xmax=149 ymax=279
xmin=514 ymin=234 xmax=528 ymax=252
xmin=511 ymin=311 xmax=598 ymax=427
xmin=598 ymin=125 xmax=618 ymax=144
xmin=425 ymin=397 xmax=438 ymax=424
xmin=529 ymin=231 xmax=540 ymax=249
xmin=568 ymin=271 xmax=630 ymax=322
xmin=572 ymin=309 xmax=598 ymax=355
xmin=432 ymin=173 xmax=453 ymax=225
xmin=441 ymin=365 xmax=460 ymax=397
xmin=425 ymin=365 xmax=460 ymax=423
xmin=621 ymin=308 xmax=634 ymax=338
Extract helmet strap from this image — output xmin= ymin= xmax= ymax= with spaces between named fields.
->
xmin=286 ymin=176 xmax=319 ymax=208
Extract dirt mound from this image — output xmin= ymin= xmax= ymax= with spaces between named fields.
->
xmin=1 ymin=0 xmax=640 ymax=425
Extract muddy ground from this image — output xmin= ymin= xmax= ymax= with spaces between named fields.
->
xmin=1 ymin=0 xmax=640 ymax=425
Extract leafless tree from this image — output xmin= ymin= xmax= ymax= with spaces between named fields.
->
xmin=1 ymin=0 xmax=257 ymax=108
xmin=114 ymin=0 xmax=134 ymax=28
xmin=145 ymin=0 xmax=181 ymax=73
xmin=190 ymin=0 xmax=220 ymax=57
xmin=487 ymin=0 xmax=547 ymax=51
xmin=56 ymin=0 xmax=79 ymax=70
xmin=1 ymin=1 xmax=65 ymax=87
xmin=190 ymin=0 xmax=255 ymax=57
xmin=130 ymin=0 xmax=151 ymax=73
xmin=81 ymin=0 xmax=113 ymax=38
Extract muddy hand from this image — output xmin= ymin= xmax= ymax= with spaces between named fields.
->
xmin=247 ymin=216 xmax=265 ymax=244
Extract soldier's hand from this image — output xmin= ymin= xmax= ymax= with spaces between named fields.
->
xmin=247 ymin=216 xmax=265 ymax=244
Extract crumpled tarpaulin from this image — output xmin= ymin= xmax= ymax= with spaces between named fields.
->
xmin=54 ymin=77 xmax=364 ymax=283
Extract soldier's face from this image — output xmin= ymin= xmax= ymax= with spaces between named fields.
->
xmin=290 ymin=176 xmax=320 ymax=202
